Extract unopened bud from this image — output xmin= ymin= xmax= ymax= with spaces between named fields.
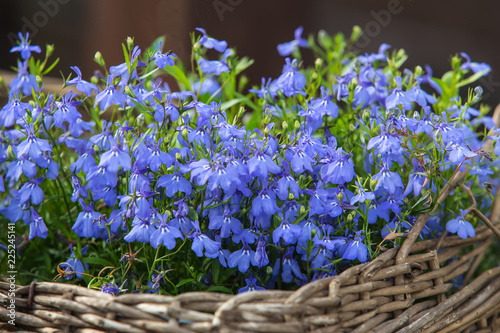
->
xmin=315 ymin=58 xmax=323 ymax=69
xmin=472 ymin=86 xmax=483 ymax=104
xmin=266 ymin=266 xmax=273 ymax=275
xmin=126 ymin=37 xmax=134 ymax=51
xmin=94 ymin=51 xmax=105 ymax=67
xmin=193 ymin=42 xmax=201 ymax=51
xmin=175 ymin=152 xmax=182 ymax=161
xmin=36 ymin=75 xmax=43 ymax=86
xmin=124 ymin=85 xmax=133 ymax=96
xmin=351 ymin=25 xmax=363 ymax=42
xmin=370 ymin=179 xmax=377 ymax=189
xmin=90 ymin=76 xmax=99 ymax=85
xmin=46 ymin=44 xmax=55 ymax=58
xmin=182 ymin=128 xmax=189 ymax=142
xmin=29 ymin=100 xmax=37 ymax=108
xmin=282 ymin=121 xmax=288 ymax=131
xmin=136 ymin=113 xmax=144 ymax=127
xmin=414 ymin=65 xmax=423 ymax=77
xmin=346 ymin=213 xmax=353 ymax=223
xmin=164 ymin=210 xmax=172 ymax=219
xmin=349 ymin=124 xmax=356 ymax=132
xmin=413 ymin=111 xmax=420 ymax=120
xmin=294 ymin=120 xmax=301 ymax=130
xmin=288 ymin=193 xmax=294 ymax=200
xmin=299 ymin=206 xmax=306 ymax=215
xmin=311 ymin=228 xmax=317 ymax=238
xmin=237 ymin=106 xmax=246 ymax=118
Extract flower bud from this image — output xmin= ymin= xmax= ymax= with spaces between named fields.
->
xmin=266 ymin=266 xmax=273 ymax=275
xmin=315 ymin=58 xmax=323 ymax=69
xmin=124 ymin=85 xmax=133 ymax=96
xmin=46 ymin=44 xmax=55 ymax=58
xmin=126 ymin=37 xmax=134 ymax=51
xmin=175 ymin=152 xmax=182 ymax=161
xmin=282 ymin=121 xmax=288 ymax=131
xmin=370 ymin=178 xmax=378 ymax=189
xmin=288 ymin=193 xmax=295 ymax=200
xmin=29 ymin=100 xmax=37 ymax=109
xmin=414 ymin=65 xmax=423 ymax=77
xmin=299 ymin=205 xmax=306 ymax=215
xmin=346 ymin=213 xmax=353 ymax=223
xmin=90 ymin=76 xmax=99 ymax=85
xmin=413 ymin=111 xmax=420 ymax=120
xmin=94 ymin=51 xmax=105 ymax=67
xmin=193 ymin=42 xmax=201 ymax=51
xmin=311 ymin=228 xmax=317 ymax=238
xmin=294 ymin=120 xmax=301 ymax=130
xmin=349 ymin=124 xmax=356 ymax=132
xmin=136 ymin=113 xmax=145 ymax=127
xmin=350 ymin=25 xmax=363 ymax=42
xmin=182 ymin=128 xmax=189 ymax=142
xmin=36 ymin=75 xmax=43 ymax=86
xmin=237 ymin=106 xmax=246 ymax=119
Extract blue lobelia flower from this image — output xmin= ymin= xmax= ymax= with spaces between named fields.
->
xmin=98 ymin=136 xmax=131 ymax=173
xmin=407 ymin=78 xmax=437 ymax=107
xmin=151 ymin=41 xmax=177 ymax=69
xmin=446 ymin=209 xmax=476 ymax=239
xmin=0 ymin=91 xmax=31 ymax=128
xmin=251 ymin=189 xmax=279 ymax=217
xmin=342 ymin=231 xmax=369 ymax=262
xmin=273 ymin=246 xmax=307 ymax=284
xmin=60 ymin=245 xmax=89 ymax=279
xmin=208 ymin=205 xmax=242 ymax=238
xmin=17 ymin=124 xmax=52 ymax=159
xmin=0 ymin=176 xmax=4 ymax=192
xmin=6 ymin=155 xmax=37 ymax=181
xmin=71 ymin=174 xmax=88 ymax=202
xmin=228 ymin=241 xmax=257 ymax=273
xmin=249 ymin=77 xmax=278 ymax=99
xmin=238 ymin=275 xmax=266 ymax=293
xmin=18 ymin=177 xmax=44 ymax=205
xmin=350 ymin=180 xmax=375 ymax=205
xmin=53 ymin=91 xmax=82 ymax=129
xmin=10 ymin=60 xmax=39 ymax=96
xmin=198 ymin=48 xmax=233 ymax=76
xmin=101 ymin=283 xmax=121 ymax=295
xmin=447 ymin=143 xmax=477 ymax=163
xmin=367 ymin=126 xmax=401 ymax=155
xmin=310 ymin=86 xmax=339 ymax=118
xmin=188 ymin=220 xmax=221 ymax=257
xmin=372 ymin=159 xmax=404 ymax=195
xmin=277 ymin=26 xmax=309 ymax=56
xmin=273 ymin=214 xmax=302 ymax=245
xmin=150 ymin=213 xmax=183 ymax=249
xmin=28 ymin=207 xmax=48 ymax=240
xmin=247 ymin=149 xmax=281 ymax=179
xmin=125 ymin=217 xmax=155 ymax=243
xmin=157 ymin=171 xmax=192 ymax=197
xmin=385 ymin=77 xmax=412 ymax=111
xmin=94 ymin=75 xmax=127 ymax=110
xmin=10 ymin=32 xmax=41 ymax=60
xmin=66 ymin=66 xmax=98 ymax=97
xmin=275 ymin=58 xmax=306 ymax=97
xmin=254 ymin=235 xmax=269 ymax=268
xmin=72 ymin=199 xmax=102 ymax=238
xmin=70 ymin=140 xmax=96 ymax=174
xmin=195 ymin=27 xmax=228 ymax=52
xmin=460 ymin=52 xmax=491 ymax=75
xmin=276 ymin=173 xmax=302 ymax=201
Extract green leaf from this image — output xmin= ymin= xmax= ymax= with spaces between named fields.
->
xmin=234 ymin=57 xmax=254 ymax=75
xmin=206 ymin=285 xmax=233 ymax=294
xmin=221 ymin=97 xmax=246 ymax=110
xmin=211 ymin=260 xmax=220 ymax=284
xmin=176 ymin=278 xmax=195 ymax=288
xmin=163 ymin=65 xmax=192 ymax=91
xmin=81 ymin=257 xmax=114 ymax=267
xmin=456 ymin=70 xmax=489 ymax=88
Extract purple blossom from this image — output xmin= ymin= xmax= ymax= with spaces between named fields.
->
xmin=150 ymin=214 xmax=183 ymax=249
xmin=446 ymin=209 xmax=476 ymax=239
xmin=18 ymin=177 xmax=44 ymax=205
xmin=228 ymin=241 xmax=257 ymax=273
xmin=10 ymin=32 xmax=41 ymax=60
xmin=151 ymin=41 xmax=177 ymax=68
xmin=238 ymin=275 xmax=265 ymax=293
xmin=28 ymin=207 xmax=48 ymax=240
xmin=66 ymin=66 xmax=98 ymax=96
xmin=277 ymin=26 xmax=309 ymax=56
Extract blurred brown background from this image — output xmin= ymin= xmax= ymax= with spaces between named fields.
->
xmin=1 ymin=0 xmax=500 ymax=106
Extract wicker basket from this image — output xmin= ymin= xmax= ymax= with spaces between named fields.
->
xmin=2 ymin=112 xmax=500 ymax=333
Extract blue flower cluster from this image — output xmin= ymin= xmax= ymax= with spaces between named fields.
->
xmin=1 ymin=28 xmax=498 ymax=293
